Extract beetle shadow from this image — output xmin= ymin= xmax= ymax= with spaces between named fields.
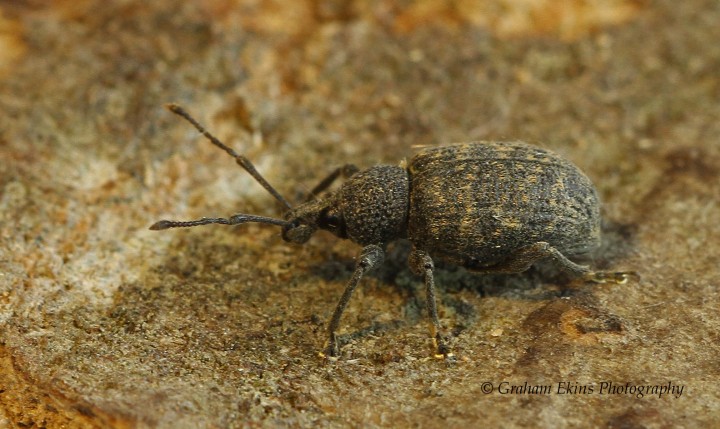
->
xmin=308 ymin=218 xmax=638 ymax=342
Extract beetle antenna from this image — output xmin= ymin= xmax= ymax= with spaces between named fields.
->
xmin=165 ymin=103 xmax=292 ymax=211
xmin=149 ymin=213 xmax=292 ymax=231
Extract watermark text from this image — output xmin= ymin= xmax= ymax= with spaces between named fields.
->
xmin=480 ymin=381 xmax=684 ymax=398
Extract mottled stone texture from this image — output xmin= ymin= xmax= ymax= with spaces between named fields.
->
xmin=1 ymin=0 xmax=719 ymax=428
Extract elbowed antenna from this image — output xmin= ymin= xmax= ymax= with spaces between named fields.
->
xmin=149 ymin=213 xmax=292 ymax=231
xmin=165 ymin=103 xmax=292 ymax=211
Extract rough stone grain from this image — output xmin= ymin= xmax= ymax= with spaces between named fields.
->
xmin=1 ymin=0 xmax=719 ymax=427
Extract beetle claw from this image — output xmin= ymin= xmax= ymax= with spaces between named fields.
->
xmin=432 ymin=333 xmax=454 ymax=359
xmin=588 ymin=271 xmax=638 ymax=284
xmin=319 ymin=350 xmax=339 ymax=361
xmin=320 ymin=337 xmax=340 ymax=360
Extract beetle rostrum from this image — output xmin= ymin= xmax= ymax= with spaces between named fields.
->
xmin=151 ymin=104 xmax=632 ymax=359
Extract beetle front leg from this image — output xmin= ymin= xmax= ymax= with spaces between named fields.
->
xmin=409 ymin=248 xmax=452 ymax=359
xmin=321 ymin=244 xmax=384 ymax=359
xmin=304 ymin=164 xmax=358 ymax=202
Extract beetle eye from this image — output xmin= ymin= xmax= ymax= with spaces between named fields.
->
xmin=319 ymin=209 xmax=341 ymax=230
xmin=323 ymin=214 xmax=340 ymax=229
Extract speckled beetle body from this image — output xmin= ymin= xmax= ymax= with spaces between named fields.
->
xmin=407 ymin=142 xmax=601 ymax=270
xmin=152 ymin=105 xmax=630 ymax=359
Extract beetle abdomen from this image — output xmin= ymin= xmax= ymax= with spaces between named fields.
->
xmin=407 ymin=142 xmax=600 ymax=268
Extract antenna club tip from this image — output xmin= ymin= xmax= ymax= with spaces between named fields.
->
xmin=149 ymin=220 xmax=172 ymax=230
xmin=164 ymin=103 xmax=182 ymax=113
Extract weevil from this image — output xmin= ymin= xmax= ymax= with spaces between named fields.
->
xmin=151 ymin=104 xmax=631 ymax=358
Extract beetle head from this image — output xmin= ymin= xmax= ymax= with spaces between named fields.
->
xmin=282 ymin=165 xmax=409 ymax=246
xmin=280 ymin=199 xmax=322 ymax=244
xmin=280 ymin=192 xmax=348 ymax=242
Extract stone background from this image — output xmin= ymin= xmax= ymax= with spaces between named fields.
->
xmin=0 ymin=0 xmax=718 ymax=427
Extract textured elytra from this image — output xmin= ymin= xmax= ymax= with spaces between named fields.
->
xmin=406 ymin=142 xmax=600 ymax=269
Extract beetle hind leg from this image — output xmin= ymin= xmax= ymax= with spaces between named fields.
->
xmin=481 ymin=242 xmax=631 ymax=284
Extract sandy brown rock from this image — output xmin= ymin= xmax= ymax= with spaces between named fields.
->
xmin=1 ymin=0 xmax=719 ymax=427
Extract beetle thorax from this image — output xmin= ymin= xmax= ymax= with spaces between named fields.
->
xmin=338 ymin=165 xmax=409 ymax=245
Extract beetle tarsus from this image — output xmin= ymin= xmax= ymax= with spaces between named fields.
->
xmin=586 ymin=270 xmax=637 ymax=284
xmin=433 ymin=332 xmax=454 ymax=359
xmin=320 ymin=336 xmax=340 ymax=360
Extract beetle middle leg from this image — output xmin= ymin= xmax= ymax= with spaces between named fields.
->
xmin=470 ymin=242 xmax=630 ymax=284
xmin=409 ymin=248 xmax=452 ymax=358
xmin=321 ymin=244 xmax=384 ymax=358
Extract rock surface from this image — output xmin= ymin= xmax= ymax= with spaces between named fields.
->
xmin=1 ymin=0 xmax=718 ymax=427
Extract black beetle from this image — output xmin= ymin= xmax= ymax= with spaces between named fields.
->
xmin=151 ymin=104 xmax=630 ymax=358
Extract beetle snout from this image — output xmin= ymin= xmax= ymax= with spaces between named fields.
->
xmin=281 ymin=222 xmax=316 ymax=244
